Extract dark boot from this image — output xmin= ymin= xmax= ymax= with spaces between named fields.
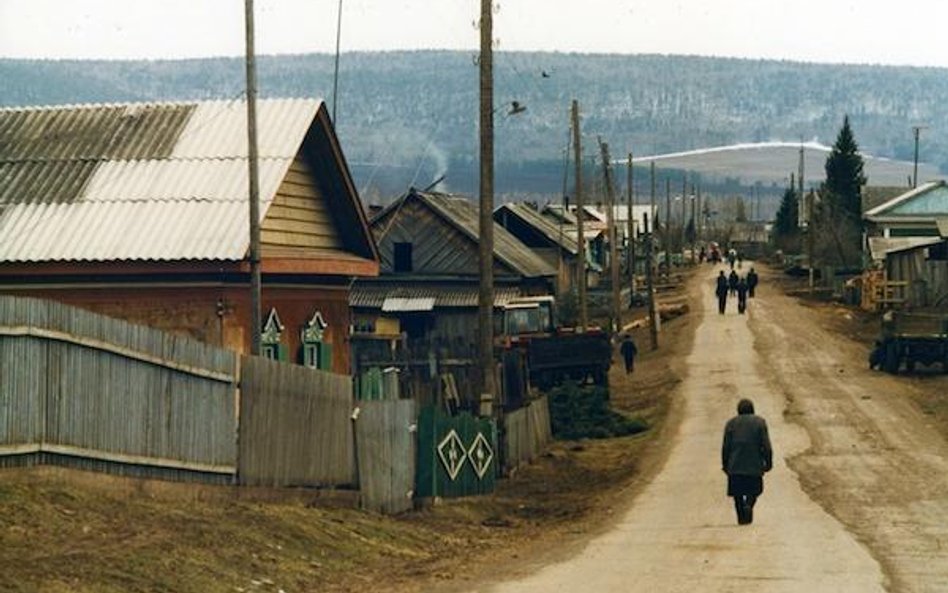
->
xmin=745 ymin=496 xmax=757 ymax=524
xmin=734 ymin=497 xmax=748 ymax=524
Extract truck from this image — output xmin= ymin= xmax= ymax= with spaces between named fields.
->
xmin=498 ymin=296 xmax=612 ymax=391
xmin=879 ymin=311 xmax=948 ymax=374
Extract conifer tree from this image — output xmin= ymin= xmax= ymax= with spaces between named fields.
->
xmin=824 ymin=115 xmax=867 ymax=222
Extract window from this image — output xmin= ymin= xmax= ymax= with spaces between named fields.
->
xmin=261 ymin=308 xmax=287 ymax=361
xmin=394 ymin=242 xmax=413 ymax=272
xmin=301 ymin=310 xmax=332 ymax=370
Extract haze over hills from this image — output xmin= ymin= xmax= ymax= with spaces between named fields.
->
xmin=1 ymin=51 xmax=944 ymax=214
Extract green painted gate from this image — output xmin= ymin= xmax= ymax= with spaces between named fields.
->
xmin=416 ymin=406 xmax=496 ymax=498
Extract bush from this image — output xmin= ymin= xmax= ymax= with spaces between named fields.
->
xmin=548 ymin=382 xmax=648 ymax=440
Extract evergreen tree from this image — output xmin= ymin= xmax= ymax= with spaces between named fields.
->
xmin=813 ymin=116 xmax=868 ymax=267
xmin=774 ymin=186 xmax=799 ymax=237
xmin=824 ymin=115 xmax=867 ymax=221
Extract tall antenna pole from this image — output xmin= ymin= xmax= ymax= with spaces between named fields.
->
xmin=477 ymin=0 xmax=497 ymax=407
xmin=572 ymin=100 xmax=587 ymax=331
xmin=331 ymin=0 xmax=344 ymax=123
xmin=244 ymin=0 xmax=262 ymax=355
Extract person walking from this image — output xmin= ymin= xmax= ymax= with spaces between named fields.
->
xmin=736 ymin=277 xmax=749 ymax=314
xmin=728 ymin=269 xmax=739 ymax=296
xmin=619 ymin=334 xmax=638 ymax=374
xmin=715 ymin=271 xmax=729 ymax=314
xmin=746 ymin=267 xmax=759 ymax=298
xmin=722 ymin=398 xmax=773 ymax=525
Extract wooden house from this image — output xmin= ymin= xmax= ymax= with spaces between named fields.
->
xmin=864 ymin=180 xmax=948 ymax=240
xmin=350 ymin=189 xmax=555 ymax=403
xmin=0 ymin=98 xmax=379 ymax=373
xmin=493 ymin=202 xmax=579 ymax=293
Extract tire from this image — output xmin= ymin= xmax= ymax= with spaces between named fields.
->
xmin=907 ymin=359 xmax=916 ymax=373
xmin=883 ymin=342 xmax=900 ymax=375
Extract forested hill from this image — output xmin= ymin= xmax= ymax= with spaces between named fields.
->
xmin=2 ymin=51 xmax=946 ymax=201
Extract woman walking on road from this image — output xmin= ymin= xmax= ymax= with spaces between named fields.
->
xmin=722 ymin=398 xmax=773 ymax=525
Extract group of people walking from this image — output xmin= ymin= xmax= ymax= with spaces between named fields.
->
xmin=715 ymin=267 xmax=758 ymax=314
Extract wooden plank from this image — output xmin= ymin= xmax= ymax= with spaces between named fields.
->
xmin=261 ymin=229 xmax=341 ymax=248
xmin=0 ymin=325 xmax=235 ymax=383
xmin=40 ymin=443 xmax=235 ymax=474
xmin=263 ymin=217 xmax=334 ymax=235
xmin=272 ymin=195 xmax=320 ymax=211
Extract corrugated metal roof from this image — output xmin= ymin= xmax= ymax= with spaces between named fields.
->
xmin=412 ymin=191 xmax=555 ymax=279
xmin=0 ymin=98 xmax=322 ymax=263
xmin=350 ymin=282 xmax=520 ymax=309
xmin=381 ymin=296 xmax=436 ymax=312
xmin=865 ymin=181 xmax=948 ymax=219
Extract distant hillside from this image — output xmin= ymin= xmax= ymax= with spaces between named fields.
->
xmin=2 ymin=51 xmax=945 ymax=207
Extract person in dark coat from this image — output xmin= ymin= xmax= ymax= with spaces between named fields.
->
xmin=728 ymin=269 xmax=739 ymax=296
xmin=746 ymin=267 xmax=759 ymax=298
xmin=869 ymin=340 xmax=885 ymax=370
xmin=715 ymin=271 xmax=729 ymax=314
xmin=736 ymin=277 xmax=749 ymax=314
xmin=619 ymin=334 xmax=638 ymax=374
xmin=722 ymin=398 xmax=773 ymax=525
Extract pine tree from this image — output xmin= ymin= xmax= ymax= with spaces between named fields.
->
xmin=774 ymin=186 xmax=799 ymax=237
xmin=824 ymin=115 xmax=867 ymax=222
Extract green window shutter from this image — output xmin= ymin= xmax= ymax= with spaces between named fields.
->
xmin=319 ymin=343 xmax=333 ymax=371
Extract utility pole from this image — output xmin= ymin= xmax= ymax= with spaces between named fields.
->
xmin=696 ymin=183 xmax=701 ymax=242
xmin=599 ymin=139 xmax=620 ymax=334
xmin=664 ymin=177 xmax=671 ymax=276
xmin=689 ymin=185 xmax=696 ymax=265
xmin=807 ymin=190 xmax=815 ymax=294
xmin=244 ymin=0 xmax=262 ymax=355
xmin=798 ymin=142 xmax=805 ymax=228
xmin=559 ymin=129 xmax=570 ymax=295
xmin=477 ymin=0 xmax=497 ymax=410
xmin=571 ymin=100 xmax=587 ymax=331
xmin=626 ymin=153 xmax=635 ymax=293
xmin=644 ymin=211 xmax=659 ymax=351
xmin=680 ymin=176 xmax=687 ymax=252
xmin=912 ymin=125 xmax=925 ymax=188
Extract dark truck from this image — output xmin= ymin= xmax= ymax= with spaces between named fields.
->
xmin=498 ymin=296 xmax=612 ymax=391
xmin=879 ymin=311 xmax=948 ymax=374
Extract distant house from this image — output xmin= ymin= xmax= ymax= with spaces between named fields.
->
xmin=539 ymin=203 xmax=605 ymax=285
xmin=863 ymin=181 xmax=948 ymax=307
xmin=864 ymin=180 xmax=948 ymax=239
xmin=350 ymin=190 xmax=556 ymax=397
xmin=0 ymin=98 xmax=379 ymax=373
xmin=494 ymin=202 xmax=579 ymax=293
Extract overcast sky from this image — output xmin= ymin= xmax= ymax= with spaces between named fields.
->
xmin=1 ymin=0 xmax=947 ymax=68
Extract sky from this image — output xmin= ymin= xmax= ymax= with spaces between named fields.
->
xmin=2 ymin=0 xmax=948 ymax=68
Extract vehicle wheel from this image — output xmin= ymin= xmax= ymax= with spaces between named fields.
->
xmin=883 ymin=343 xmax=900 ymax=374
xmin=907 ymin=359 xmax=916 ymax=373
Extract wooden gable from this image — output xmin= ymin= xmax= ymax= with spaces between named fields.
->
xmin=261 ymin=154 xmax=343 ymax=253
xmin=373 ymin=196 xmax=515 ymax=277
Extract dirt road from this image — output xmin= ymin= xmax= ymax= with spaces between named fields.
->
xmin=463 ymin=264 xmax=948 ymax=593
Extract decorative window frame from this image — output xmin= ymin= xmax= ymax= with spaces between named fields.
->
xmin=301 ymin=310 xmax=330 ymax=369
xmin=261 ymin=308 xmax=285 ymax=360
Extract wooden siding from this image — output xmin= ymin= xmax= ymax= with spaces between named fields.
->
xmin=375 ymin=199 xmax=513 ymax=277
xmin=238 ymin=355 xmax=356 ymax=487
xmin=262 ymin=155 xmax=342 ymax=252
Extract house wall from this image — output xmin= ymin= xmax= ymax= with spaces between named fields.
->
xmin=1 ymin=284 xmax=353 ymax=374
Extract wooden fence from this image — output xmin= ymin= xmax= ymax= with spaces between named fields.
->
xmin=355 ymin=399 xmax=417 ymax=514
xmin=0 ymin=296 xmax=238 ymax=482
xmin=502 ymin=396 xmax=552 ymax=473
xmin=238 ymin=355 xmax=355 ymax=487
xmin=0 ymin=295 xmax=355 ymax=488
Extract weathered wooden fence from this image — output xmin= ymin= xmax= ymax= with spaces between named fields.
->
xmin=0 ymin=296 xmax=238 ymax=483
xmin=238 ymin=355 xmax=355 ymax=487
xmin=502 ymin=396 xmax=552 ymax=473
xmin=355 ymin=399 xmax=417 ymax=514
xmin=0 ymin=295 xmax=356 ymax=488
